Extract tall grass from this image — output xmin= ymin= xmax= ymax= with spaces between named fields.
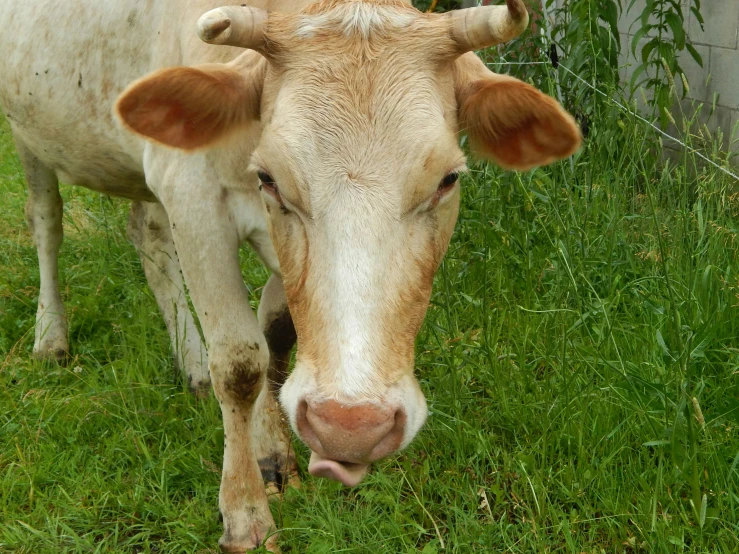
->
xmin=2 ymin=65 xmax=738 ymax=552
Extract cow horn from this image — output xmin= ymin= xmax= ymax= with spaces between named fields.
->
xmin=196 ymin=6 xmax=268 ymax=50
xmin=448 ymin=0 xmax=529 ymax=52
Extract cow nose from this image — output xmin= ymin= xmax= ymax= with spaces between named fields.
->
xmin=297 ymin=399 xmax=407 ymax=463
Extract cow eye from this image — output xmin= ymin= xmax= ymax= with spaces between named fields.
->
xmin=439 ymin=171 xmax=459 ymax=191
xmin=257 ymin=170 xmax=275 ymax=188
xmin=434 ymin=172 xmax=459 ymax=201
xmin=425 ymin=171 xmax=460 ymax=211
xmin=257 ymin=170 xmax=280 ymax=197
xmin=256 ymin=169 xmax=292 ymax=214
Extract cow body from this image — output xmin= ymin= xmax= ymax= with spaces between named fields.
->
xmin=1 ymin=0 xmax=580 ymax=551
xmin=1 ymin=2 xmax=301 ymax=549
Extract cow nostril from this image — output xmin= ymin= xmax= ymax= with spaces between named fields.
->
xmin=296 ymin=399 xmax=320 ymax=448
xmin=297 ymin=399 xmax=406 ymax=463
xmin=372 ymin=406 xmax=406 ymax=460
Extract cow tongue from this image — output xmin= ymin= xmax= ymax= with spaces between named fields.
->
xmin=308 ymin=451 xmax=369 ymax=487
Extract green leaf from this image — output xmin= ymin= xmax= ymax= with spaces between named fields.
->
xmin=600 ymin=0 xmax=620 ymax=43
xmin=643 ymin=439 xmax=670 ymax=447
xmin=631 ymin=24 xmax=652 ymax=57
xmin=640 ymin=2 xmax=654 ymax=28
xmin=686 ymin=42 xmax=703 ymax=67
xmin=517 ymin=453 xmax=536 ymax=474
xmin=655 ymin=329 xmax=674 ymax=359
xmin=641 ymin=37 xmax=660 ymax=64
xmin=629 ymin=63 xmax=648 ymax=92
xmin=691 ymin=6 xmax=705 ymax=29
xmin=665 ymin=12 xmax=686 ymax=50
xmin=666 ymin=0 xmax=683 ymax=13
xmin=689 ymin=336 xmax=709 ymax=360
xmin=421 ymin=541 xmax=439 ymax=554
xmin=640 ymin=296 xmax=666 ymax=316
xmin=711 ymin=398 xmax=739 ymax=425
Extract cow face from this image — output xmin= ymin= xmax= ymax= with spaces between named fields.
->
xmin=116 ymin=0 xmax=580 ymax=486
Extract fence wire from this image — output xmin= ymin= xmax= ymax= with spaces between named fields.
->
xmin=485 ymin=58 xmax=739 ymax=182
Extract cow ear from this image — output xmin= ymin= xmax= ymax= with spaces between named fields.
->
xmin=458 ymin=76 xmax=581 ymax=171
xmin=116 ymin=62 xmax=264 ymax=150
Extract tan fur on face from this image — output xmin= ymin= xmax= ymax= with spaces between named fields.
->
xmin=112 ymin=0 xmax=580 ymax=405
xmin=262 ymin=0 xmax=456 ymax=68
xmin=254 ymin=1 xmax=580 ymax=404
xmin=252 ymin=10 xmax=464 ymax=397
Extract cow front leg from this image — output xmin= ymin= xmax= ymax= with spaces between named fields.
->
xmin=254 ymin=274 xmax=299 ymax=496
xmin=127 ymin=201 xmax=210 ymax=393
xmin=162 ymin=187 xmax=277 ymax=552
xmin=16 ymin=140 xmax=68 ymax=361
xmin=212 ymin=339 xmax=276 ymax=552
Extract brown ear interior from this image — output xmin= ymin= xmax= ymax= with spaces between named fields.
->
xmin=459 ymin=78 xmax=581 ymax=170
xmin=116 ymin=65 xmax=260 ymax=150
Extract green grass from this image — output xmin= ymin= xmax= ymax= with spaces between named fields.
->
xmin=2 ymin=93 xmax=739 ymax=554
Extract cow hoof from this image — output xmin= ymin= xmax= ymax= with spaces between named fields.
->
xmin=32 ymin=346 xmax=69 ymax=364
xmin=259 ymin=454 xmax=300 ymax=498
xmin=186 ymin=374 xmax=212 ymax=399
xmin=190 ymin=382 xmax=211 ymax=400
xmin=219 ymin=530 xmax=279 ymax=553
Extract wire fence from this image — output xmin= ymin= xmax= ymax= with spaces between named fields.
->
xmin=485 ymin=56 xmax=739 ymax=182
xmin=471 ymin=0 xmax=739 ymax=182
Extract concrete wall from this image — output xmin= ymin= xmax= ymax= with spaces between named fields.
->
xmin=618 ymin=0 xmax=738 ymax=161
xmin=466 ymin=1 xmax=737 ymax=163
xmin=540 ymin=0 xmax=737 ymax=163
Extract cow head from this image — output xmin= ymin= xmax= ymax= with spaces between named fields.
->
xmin=116 ymin=0 xmax=580 ymax=486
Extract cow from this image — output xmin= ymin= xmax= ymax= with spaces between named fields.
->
xmin=0 ymin=0 xmax=580 ymax=550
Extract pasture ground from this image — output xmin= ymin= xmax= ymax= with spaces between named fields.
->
xmin=2 ymin=95 xmax=739 ymax=553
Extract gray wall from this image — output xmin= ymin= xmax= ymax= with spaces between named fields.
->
xmin=618 ymin=0 xmax=738 ymax=162
xmin=467 ymin=1 xmax=738 ymax=163
xmin=543 ymin=0 xmax=738 ymax=164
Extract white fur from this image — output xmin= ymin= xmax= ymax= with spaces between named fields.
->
xmin=327 ymin=218 xmax=383 ymax=397
xmin=295 ymin=3 xmax=417 ymax=39
xmin=127 ymin=201 xmax=210 ymax=389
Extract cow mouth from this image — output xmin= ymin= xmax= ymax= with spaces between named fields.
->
xmin=308 ymin=451 xmax=370 ymax=487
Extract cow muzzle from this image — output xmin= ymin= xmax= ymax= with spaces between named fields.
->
xmin=296 ymin=400 xmax=407 ymax=486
